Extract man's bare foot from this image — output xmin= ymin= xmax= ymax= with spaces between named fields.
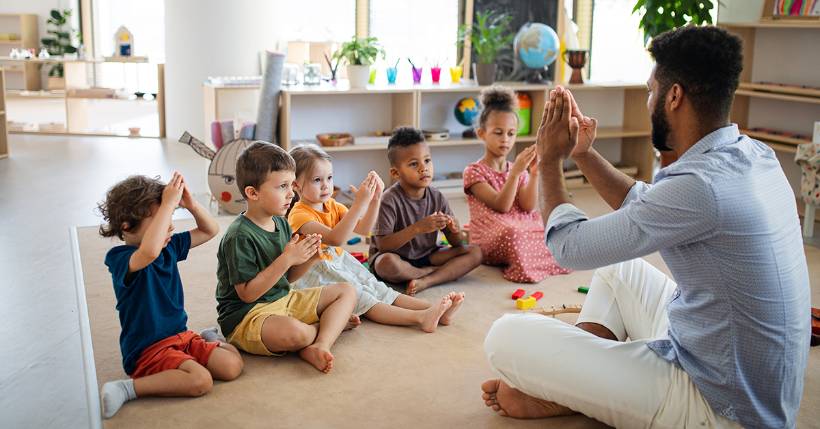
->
xmin=481 ymin=379 xmax=575 ymax=419
xmin=419 ymin=296 xmax=452 ymax=333
xmin=439 ymin=291 xmax=465 ymax=326
xmin=345 ymin=315 xmax=362 ymax=331
xmin=299 ymin=345 xmax=334 ymax=373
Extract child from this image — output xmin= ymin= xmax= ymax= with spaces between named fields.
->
xmin=288 ymin=145 xmax=465 ymax=332
xmin=98 ymin=172 xmax=243 ymax=419
xmin=464 ymin=85 xmax=570 ymax=283
xmin=370 ymin=127 xmax=483 ymax=296
xmin=216 ymin=141 xmax=357 ymax=374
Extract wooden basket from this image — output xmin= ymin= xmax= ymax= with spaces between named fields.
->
xmin=316 ymin=133 xmax=354 ymax=147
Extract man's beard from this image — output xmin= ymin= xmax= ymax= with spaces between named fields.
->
xmin=651 ymin=98 xmax=673 ymax=152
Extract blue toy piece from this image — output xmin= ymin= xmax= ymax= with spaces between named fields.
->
xmin=347 ymin=237 xmax=362 ymax=245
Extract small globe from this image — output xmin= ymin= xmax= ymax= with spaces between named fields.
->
xmin=454 ymin=97 xmax=480 ymax=127
xmin=514 ymin=23 xmax=560 ymax=69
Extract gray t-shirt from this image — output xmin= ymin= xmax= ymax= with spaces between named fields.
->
xmin=370 ymin=182 xmax=453 ymax=261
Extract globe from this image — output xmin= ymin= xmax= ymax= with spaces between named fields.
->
xmin=454 ymin=97 xmax=480 ymax=127
xmin=514 ymin=23 xmax=560 ymax=69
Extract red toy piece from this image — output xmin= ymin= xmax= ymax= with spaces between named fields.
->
xmin=511 ymin=288 xmax=526 ymax=300
xmin=350 ymin=252 xmax=368 ymax=264
xmin=530 ymin=291 xmax=543 ymax=301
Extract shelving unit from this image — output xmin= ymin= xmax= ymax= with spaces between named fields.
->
xmin=2 ymin=57 xmax=166 ymax=137
xmin=204 ymin=80 xmax=653 ymax=190
xmin=721 ymin=21 xmax=820 ymax=153
xmin=0 ymin=68 xmax=8 ymax=158
xmin=0 ymin=14 xmax=39 ymax=90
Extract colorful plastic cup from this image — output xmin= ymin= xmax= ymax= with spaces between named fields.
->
xmin=368 ymin=67 xmax=377 ymax=84
xmin=449 ymin=66 xmax=462 ymax=83
xmin=386 ymin=67 xmax=398 ymax=84
xmin=412 ymin=66 xmax=423 ymax=84
xmin=431 ymin=66 xmax=441 ymax=83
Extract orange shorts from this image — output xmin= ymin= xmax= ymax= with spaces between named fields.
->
xmin=130 ymin=331 xmax=219 ymax=378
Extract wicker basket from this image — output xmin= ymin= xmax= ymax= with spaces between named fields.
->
xmin=316 ymin=133 xmax=354 ymax=147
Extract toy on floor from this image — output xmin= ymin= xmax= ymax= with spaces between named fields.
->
xmin=536 ymin=304 xmax=583 ymax=317
xmin=350 ymin=251 xmax=368 ymax=264
xmin=812 ymin=307 xmax=819 ymax=347
xmin=514 ymin=291 xmax=543 ymax=310
xmin=511 ymin=288 xmax=526 ymax=300
xmin=347 ymin=237 xmax=362 ymax=245
xmin=577 ymin=286 xmax=589 ymax=294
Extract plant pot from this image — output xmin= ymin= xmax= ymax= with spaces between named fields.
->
xmin=47 ymin=77 xmax=65 ymax=90
xmin=346 ymin=64 xmax=371 ymax=88
xmin=475 ymin=63 xmax=497 ymax=86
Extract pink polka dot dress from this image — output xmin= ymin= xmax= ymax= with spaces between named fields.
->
xmin=463 ymin=161 xmax=571 ymax=283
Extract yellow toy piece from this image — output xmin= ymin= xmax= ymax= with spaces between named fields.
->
xmin=515 ymin=296 xmax=537 ymax=310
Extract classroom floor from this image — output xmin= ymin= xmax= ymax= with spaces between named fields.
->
xmin=0 ymin=134 xmax=817 ymax=427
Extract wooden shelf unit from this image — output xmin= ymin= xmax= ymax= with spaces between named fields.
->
xmin=3 ymin=58 xmax=166 ymax=138
xmin=722 ymin=22 xmax=820 ymax=156
xmin=0 ymin=14 xmax=39 ymax=90
xmin=204 ymin=81 xmax=654 ymax=189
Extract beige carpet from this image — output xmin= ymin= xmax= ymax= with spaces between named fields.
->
xmin=76 ymin=189 xmax=819 ymax=429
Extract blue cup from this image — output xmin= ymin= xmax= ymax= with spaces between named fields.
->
xmin=386 ymin=67 xmax=398 ymax=84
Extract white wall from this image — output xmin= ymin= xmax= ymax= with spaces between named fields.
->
xmin=718 ymin=0 xmax=765 ymax=23
xmin=164 ymin=0 xmax=291 ymax=141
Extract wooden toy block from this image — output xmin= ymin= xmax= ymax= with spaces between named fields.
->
xmin=511 ymin=288 xmax=526 ymax=300
xmin=516 ymin=296 xmax=537 ymax=310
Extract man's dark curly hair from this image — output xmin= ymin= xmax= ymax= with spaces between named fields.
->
xmin=648 ymin=25 xmax=743 ymax=122
xmin=387 ymin=126 xmax=425 ymax=165
xmin=97 ymin=175 xmax=165 ymax=240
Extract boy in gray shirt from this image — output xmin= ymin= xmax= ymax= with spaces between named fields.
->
xmin=369 ymin=127 xmax=483 ymax=295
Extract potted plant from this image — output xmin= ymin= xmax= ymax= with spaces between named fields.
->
xmin=40 ymin=9 xmax=80 ymax=90
xmin=458 ymin=10 xmax=514 ymax=85
xmin=333 ymin=36 xmax=384 ymax=88
xmin=633 ymin=0 xmax=715 ymax=45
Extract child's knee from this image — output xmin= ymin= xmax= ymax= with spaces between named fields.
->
xmin=466 ymin=245 xmax=483 ymax=265
xmin=186 ymin=370 xmax=214 ymax=396
xmin=222 ymin=353 xmax=244 ymax=380
xmin=375 ymin=253 xmax=402 ymax=276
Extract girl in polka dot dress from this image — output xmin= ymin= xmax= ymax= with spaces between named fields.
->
xmin=463 ymin=86 xmax=570 ymax=283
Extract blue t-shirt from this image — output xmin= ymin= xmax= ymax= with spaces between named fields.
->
xmin=105 ymin=232 xmax=191 ymax=375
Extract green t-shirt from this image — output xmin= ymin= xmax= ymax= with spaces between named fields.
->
xmin=216 ymin=215 xmax=292 ymax=336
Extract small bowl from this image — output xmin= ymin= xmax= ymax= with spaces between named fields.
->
xmin=316 ymin=133 xmax=353 ymax=147
xmin=128 ymin=127 xmax=141 ymax=136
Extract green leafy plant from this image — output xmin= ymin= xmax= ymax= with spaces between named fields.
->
xmin=633 ymin=0 xmax=715 ymax=45
xmin=458 ymin=10 xmax=514 ymax=64
xmin=40 ymin=9 xmax=80 ymax=77
xmin=333 ymin=36 xmax=384 ymax=66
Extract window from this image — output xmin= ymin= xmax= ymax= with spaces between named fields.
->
xmin=369 ymin=0 xmax=459 ymax=80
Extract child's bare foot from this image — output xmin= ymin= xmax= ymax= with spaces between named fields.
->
xmin=345 ymin=315 xmax=362 ymax=330
xmin=419 ymin=296 xmax=453 ymax=333
xmin=299 ymin=345 xmax=334 ymax=373
xmin=407 ymin=278 xmax=432 ymax=296
xmin=439 ymin=291 xmax=465 ymax=326
xmin=480 ymin=379 xmax=575 ymax=418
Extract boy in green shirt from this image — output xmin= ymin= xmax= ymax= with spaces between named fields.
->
xmin=216 ymin=141 xmax=357 ymax=373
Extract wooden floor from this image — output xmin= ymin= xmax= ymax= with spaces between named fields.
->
xmin=0 ymin=134 xmax=817 ymax=427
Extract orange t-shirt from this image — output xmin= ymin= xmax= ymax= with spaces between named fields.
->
xmin=288 ymin=199 xmax=349 ymax=259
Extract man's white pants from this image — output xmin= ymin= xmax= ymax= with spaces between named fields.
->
xmin=484 ymin=258 xmax=740 ymax=428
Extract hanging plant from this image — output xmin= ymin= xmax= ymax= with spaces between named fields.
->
xmin=633 ymin=0 xmax=715 ymax=45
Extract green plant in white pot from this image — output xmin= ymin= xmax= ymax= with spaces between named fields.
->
xmin=334 ymin=36 xmax=384 ymax=88
xmin=458 ymin=10 xmax=514 ymax=85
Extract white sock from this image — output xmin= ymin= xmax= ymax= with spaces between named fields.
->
xmin=101 ymin=379 xmax=137 ymax=419
xmin=199 ymin=327 xmax=225 ymax=343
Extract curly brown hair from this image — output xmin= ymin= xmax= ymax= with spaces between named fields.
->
xmin=97 ymin=175 xmax=165 ymax=240
xmin=478 ymin=85 xmax=518 ymax=129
